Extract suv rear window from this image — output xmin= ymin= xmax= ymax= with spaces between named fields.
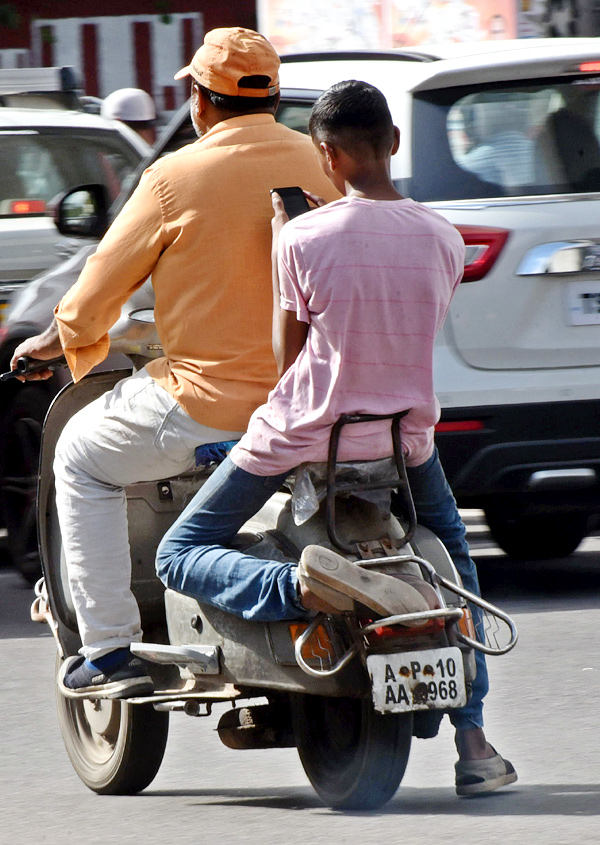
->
xmin=0 ymin=129 xmax=140 ymax=217
xmin=411 ymin=75 xmax=600 ymax=201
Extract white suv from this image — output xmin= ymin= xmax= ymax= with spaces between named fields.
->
xmin=5 ymin=38 xmax=600 ymax=572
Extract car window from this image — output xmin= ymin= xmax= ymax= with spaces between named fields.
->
xmin=277 ymin=101 xmax=313 ymax=134
xmin=411 ymin=76 xmax=600 ymax=201
xmin=0 ymin=129 xmax=141 ymax=217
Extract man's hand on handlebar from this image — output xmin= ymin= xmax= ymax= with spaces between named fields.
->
xmin=9 ymin=320 xmax=64 ymax=382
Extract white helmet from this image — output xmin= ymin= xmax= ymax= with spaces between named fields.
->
xmin=101 ymin=88 xmax=156 ymax=123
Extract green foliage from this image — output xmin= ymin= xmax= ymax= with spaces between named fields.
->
xmin=40 ymin=25 xmax=55 ymax=45
xmin=153 ymin=0 xmax=173 ymax=25
xmin=0 ymin=3 xmax=21 ymax=30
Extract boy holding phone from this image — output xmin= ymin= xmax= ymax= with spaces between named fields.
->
xmin=156 ymin=80 xmax=516 ymax=796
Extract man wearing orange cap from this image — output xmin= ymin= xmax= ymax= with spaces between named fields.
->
xmin=12 ymin=27 xmax=339 ymax=699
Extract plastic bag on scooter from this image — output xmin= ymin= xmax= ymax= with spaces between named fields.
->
xmin=289 ymin=458 xmax=400 ymax=525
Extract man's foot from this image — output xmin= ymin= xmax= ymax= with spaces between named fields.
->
xmin=298 ymin=545 xmax=431 ymax=617
xmin=455 ymin=728 xmax=517 ymax=796
xmin=57 ymin=648 xmax=154 ymax=699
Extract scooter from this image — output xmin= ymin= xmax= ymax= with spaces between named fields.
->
xmin=25 ymin=312 xmax=517 ymax=811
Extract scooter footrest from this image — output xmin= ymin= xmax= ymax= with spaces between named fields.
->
xmin=130 ymin=642 xmax=221 ymax=674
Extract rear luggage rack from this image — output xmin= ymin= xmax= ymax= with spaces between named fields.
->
xmin=326 ymin=411 xmax=416 ymax=553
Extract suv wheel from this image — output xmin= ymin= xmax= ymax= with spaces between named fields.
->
xmin=484 ymin=505 xmax=589 ymax=560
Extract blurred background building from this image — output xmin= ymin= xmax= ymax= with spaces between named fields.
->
xmin=1 ymin=0 xmax=599 ymax=119
xmin=0 ymin=0 xmax=257 ymax=117
xmin=257 ymin=0 xmax=600 ymax=51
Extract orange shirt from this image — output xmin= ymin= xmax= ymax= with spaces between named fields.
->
xmin=55 ymin=114 xmax=339 ymax=431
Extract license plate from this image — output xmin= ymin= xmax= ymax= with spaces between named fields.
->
xmin=565 ymin=281 xmax=600 ymax=325
xmin=367 ymin=647 xmax=467 ymax=714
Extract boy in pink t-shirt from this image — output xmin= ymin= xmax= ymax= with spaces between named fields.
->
xmin=157 ymin=81 xmax=516 ymax=795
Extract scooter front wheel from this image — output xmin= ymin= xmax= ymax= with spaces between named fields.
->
xmin=292 ymin=693 xmax=412 ymax=810
xmin=55 ymin=654 xmax=169 ymax=794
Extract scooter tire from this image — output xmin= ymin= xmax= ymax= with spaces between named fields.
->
xmin=292 ymin=693 xmax=412 ymax=810
xmin=55 ymin=653 xmax=169 ymax=794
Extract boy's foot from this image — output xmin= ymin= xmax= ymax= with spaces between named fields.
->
xmin=455 ymin=751 xmax=518 ymax=796
xmin=298 ymin=545 xmax=430 ymax=618
xmin=57 ymin=648 xmax=154 ymax=699
xmin=454 ymin=728 xmax=517 ymax=796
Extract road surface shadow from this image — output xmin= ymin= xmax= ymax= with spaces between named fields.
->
xmin=144 ymin=783 xmax=600 ymax=816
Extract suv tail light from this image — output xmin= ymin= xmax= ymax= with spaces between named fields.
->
xmin=10 ymin=199 xmax=46 ymax=215
xmin=456 ymin=225 xmax=510 ymax=282
xmin=435 ymin=419 xmax=484 ymax=433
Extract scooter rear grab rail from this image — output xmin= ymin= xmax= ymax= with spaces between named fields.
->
xmin=358 ymin=552 xmax=519 ymax=655
xmin=293 ymin=605 xmax=468 ymax=679
xmin=293 ymin=554 xmax=518 ymax=678
xmin=294 ymin=614 xmax=359 ymax=679
xmin=326 ymin=411 xmax=417 ymax=554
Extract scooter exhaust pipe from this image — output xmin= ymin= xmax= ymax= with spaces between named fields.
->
xmin=217 ymin=704 xmax=296 ymax=750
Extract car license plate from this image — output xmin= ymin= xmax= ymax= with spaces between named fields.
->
xmin=565 ymin=281 xmax=600 ymax=325
xmin=367 ymin=647 xmax=467 ymax=714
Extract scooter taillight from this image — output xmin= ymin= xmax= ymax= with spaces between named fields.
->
xmin=361 ymin=616 xmax=447 ymax=645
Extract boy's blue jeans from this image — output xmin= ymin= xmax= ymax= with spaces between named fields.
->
xmin=156 ymin=447 xmax=488 ymax=730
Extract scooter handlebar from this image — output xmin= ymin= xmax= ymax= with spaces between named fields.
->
xmin=0 ymin=355 xmax=67 ymax=382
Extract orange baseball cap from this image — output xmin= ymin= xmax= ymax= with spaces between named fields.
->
xmin=174 ymin=27 xmax=280 ymax=98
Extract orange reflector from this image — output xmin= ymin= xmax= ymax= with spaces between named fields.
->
xmin=289 ymin=622 xmax=336 ymax=663
xmin=11 ymin=199 xmax=46 ymax=214
xmin=458 ymin=607 xmax=476 ymax=640
xmin=435 ymin=420 xmax=485 ymax=433
xmin=580 ymin=62 xmax=600 ymax=72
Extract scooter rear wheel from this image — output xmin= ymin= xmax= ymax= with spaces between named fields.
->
xmin=55 ymin=654 xmax=169 ymax=794
xmin=292 ymin=694 xmax=412 ymax=810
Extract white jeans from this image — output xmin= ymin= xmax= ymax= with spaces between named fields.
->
xmin=53 ymin=368 xmax=244 ymax=660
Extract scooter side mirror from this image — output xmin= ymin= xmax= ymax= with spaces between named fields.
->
xmin=51 ymin=183 xmax=109 ymax=239
xmin=128 ymin=308 xmax=155 ymax=324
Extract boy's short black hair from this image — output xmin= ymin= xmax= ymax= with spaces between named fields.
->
xmin=308 ymin=80 xmax=394 ymax=157
xmin=197 ymin=78 xmax=279 ymax=113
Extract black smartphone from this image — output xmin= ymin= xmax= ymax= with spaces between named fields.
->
xmin=271 ymin=186 xmax=311 ymax=219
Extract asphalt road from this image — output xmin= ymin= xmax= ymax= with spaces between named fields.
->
xmin=3 ymin=513 xmax=600 ymax=845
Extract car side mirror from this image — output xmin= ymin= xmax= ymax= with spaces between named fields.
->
xmin=51 ymin=183 xmax=109 ymax=239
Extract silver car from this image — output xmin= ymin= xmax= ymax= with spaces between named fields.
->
xmin=0 ymin=105 xmax=148 ymax=325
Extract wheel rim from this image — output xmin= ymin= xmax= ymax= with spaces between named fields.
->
xmin=64 ymin=697 xmax=126 ymax=768
xmin=55 ymin=653 xmax=169 ymax=794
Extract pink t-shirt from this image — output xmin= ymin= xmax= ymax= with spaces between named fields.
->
xmin=231 ymin=196 xmax=465 ymax=476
